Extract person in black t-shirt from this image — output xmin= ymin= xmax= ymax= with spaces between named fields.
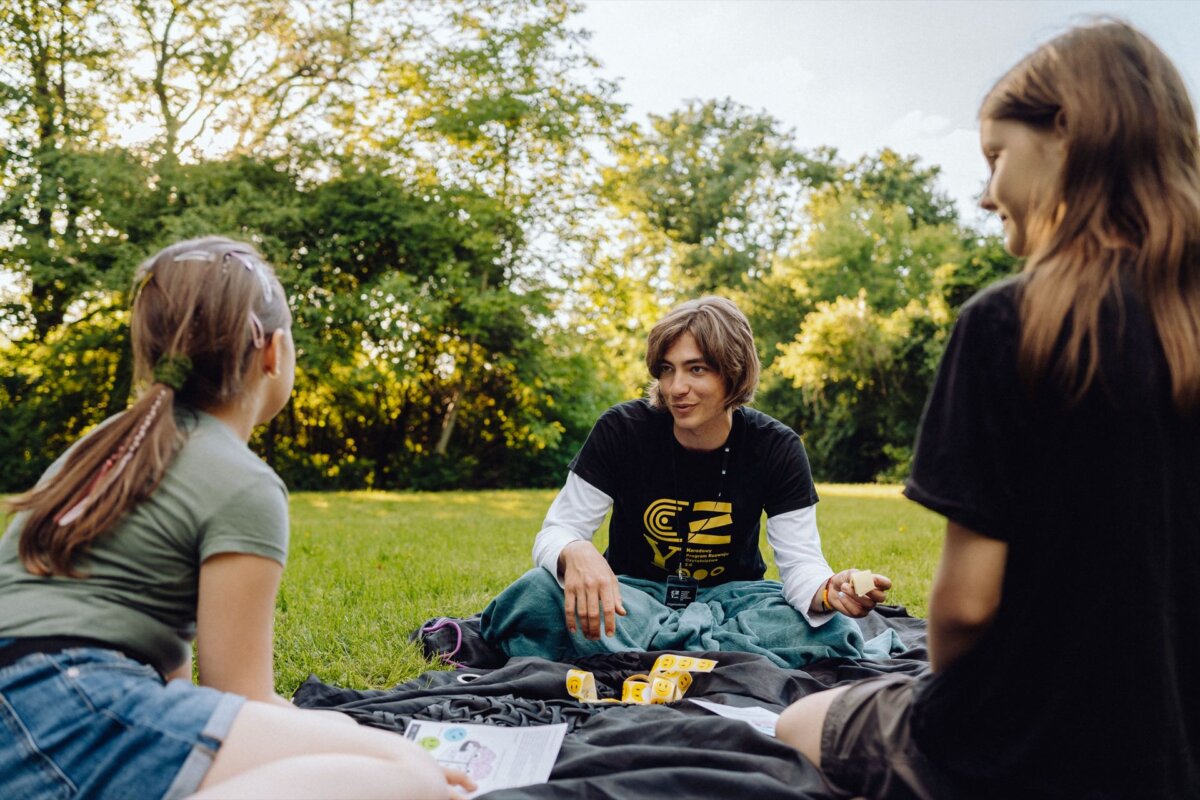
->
xmin=480 ymin=296 xmax=892 ymax=665
xmin=777 ymin=21 xmax=1200 ymax=799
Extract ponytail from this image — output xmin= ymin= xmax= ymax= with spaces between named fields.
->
xmin=10 ymin=380 xmax=183 ymax=576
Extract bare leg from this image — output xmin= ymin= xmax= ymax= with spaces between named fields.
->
xmin=190 ymin=754 xmax=446 ymax=800
xmin=193 ymin=701 xmax=447 ymax=798
xmin=775 ymin=685 xmax=852 ymax=768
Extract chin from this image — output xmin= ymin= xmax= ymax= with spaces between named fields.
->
xmin=669 ymin=408 xmax=702 ymax=425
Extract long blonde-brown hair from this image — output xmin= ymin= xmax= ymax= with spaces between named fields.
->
xmin=8 ymin=236 xmax=290 ymax=576
xmin=982 ymin=20 xmax=1200 ymax=411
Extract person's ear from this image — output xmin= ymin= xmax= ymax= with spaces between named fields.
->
xmin=262 ymin=329 xmax=285 ymax=378
xmin=1053 ymin=110 xmax=1069 ymax=147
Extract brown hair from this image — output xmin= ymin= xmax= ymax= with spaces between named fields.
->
xmin=8 ymin=236 xmax=290 ymax=576
xmin=982 ymin=20 xmax=1200 ymax=411
xmin=645 ymin=296 xmax=760 ymax=409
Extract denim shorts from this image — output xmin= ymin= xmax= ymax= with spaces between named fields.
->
xmin=0 ymin=639 xmax=245 ymax=800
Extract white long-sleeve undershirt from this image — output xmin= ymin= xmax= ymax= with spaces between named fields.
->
xmin=531 ymin=471 xmax=837 ymax=627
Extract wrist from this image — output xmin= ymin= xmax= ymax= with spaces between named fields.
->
xmin=557 ymin=540 xmax=584 ymax=572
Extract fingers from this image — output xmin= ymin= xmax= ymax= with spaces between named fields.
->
xmin=585 ymin=587 xmax=602 ymax=639
xmin=568 ymin=582 xmax=602 ymax=640
xmin=564 ymin=580 xmax=602 ymax=639
xmin=833 ymin=584 xmax=869 ymax=617
xmin=826 ymin=569 xmax=893 ymax=617
xmin=566 ymin=583 xmax=622 ymax=639
xmin=862 ymin=574 xmax=891 ymax=605
xmin=444 ymin=768 xmax=476 ymax=791
xmin=601 ymin=585 xmax=617 ymax=638
xmin=561 ymin=546 xmax=623 ymax=640
xmin=563 ymin=589 xmax=578 ymax=634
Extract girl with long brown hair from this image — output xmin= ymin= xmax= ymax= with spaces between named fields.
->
xmin=776 ymin=20 xmax=1200 ymax=799
xmin=0 ymin=237 xmax=470 ymax=799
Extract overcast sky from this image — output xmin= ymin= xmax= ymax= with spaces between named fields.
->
xmin=575 ymin=0 xmax=1200 ymax=227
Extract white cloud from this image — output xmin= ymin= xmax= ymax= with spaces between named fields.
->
xmin=885 ymin=110 xmax=951 ymax=141
xmin=856 ymin=111 xmax=989 ymax=223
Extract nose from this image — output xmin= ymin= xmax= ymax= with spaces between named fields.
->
xmin=669 ymin=374 xmax=691 ymax=397
xmin=979 ymin=175 xmax=997 ymax=212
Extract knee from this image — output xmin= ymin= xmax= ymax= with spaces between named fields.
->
xmin=516 ymin=567 xmax=564 ymax=599
xmin=776 ymin=689 xmax=842 ymax=766
xmin=775 ymin=698 xmax=810 ymax=747
xmin=309 ymin=732 xmax=448 ymax=792
xmin=493 ymin=568 xmax=564 ymax=615
xmin=482 ymin=568 xmax=565 ymax=639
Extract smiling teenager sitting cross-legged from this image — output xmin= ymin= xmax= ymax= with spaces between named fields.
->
xmin=480 ymin=296 xmax=900 ymax=669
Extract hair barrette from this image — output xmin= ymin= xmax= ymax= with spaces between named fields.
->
xmin=248 ymin=310 xmax=267 ymax=349
xmin=129 ymin=271 xmax=154 ymax=306
xmin=172 ymin=250 xmax=219 ymax=263
xmin=170 ymin=248 xmax=274 ymax=305
xmin=224 ymin=251 xmax=274 ymax=305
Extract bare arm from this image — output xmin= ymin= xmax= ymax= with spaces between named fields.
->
xmin=196 ymin=552 xmax=292 ymax=707
xmin=927 ymin=521 xmax=1007 ymax=672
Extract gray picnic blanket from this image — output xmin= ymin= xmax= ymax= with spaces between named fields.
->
xmin=296 ymin=607 xmax=928 ymax=800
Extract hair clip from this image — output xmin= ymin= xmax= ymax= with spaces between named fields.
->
xmin=129 ymin=271 xmax=154 ymax=306
xmin=224 ymin=251 xmax=274 ymax=304
xmin=172 ymin=249 xmax=219 ymax=263
xmin=248 ymin=310 xmax=267 ymax=349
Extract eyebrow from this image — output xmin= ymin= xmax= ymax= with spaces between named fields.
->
xmin=662 ymin=357 xmax=712 ymax=367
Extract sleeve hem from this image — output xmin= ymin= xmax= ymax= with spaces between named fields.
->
xmin=199 ymin=542 xmax=287 ymax=565
xmin=764 ymin=495 xmax=818 ymax=518
xmin=569 ymin=463 xmax=617 ymax=499
xmin=903 ymin=481 xmax=1010 ymax=542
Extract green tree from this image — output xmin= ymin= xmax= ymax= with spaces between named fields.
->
xmin=124 ymin=0 xmax=391 ymax=164
xmin=0 ymin=0 xmax=133 ymax=339
xmin=395 ymin=0 xmax=623 ymax=453
xmin=0 ymin=294 xmax=129 ymax=489
xmin=771 ymin=291 xmax=949 ymax=481
xmin=603 ymin=98 xmax=833 ymax=296
xmin=749 ymin=150 xmax=1015 ymax=481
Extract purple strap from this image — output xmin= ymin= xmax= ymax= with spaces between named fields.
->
xmin=420 ymin=618 xmax=465 ymax=669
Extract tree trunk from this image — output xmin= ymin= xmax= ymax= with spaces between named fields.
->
xmin=433 ymin=389 xmax=458 ymax=457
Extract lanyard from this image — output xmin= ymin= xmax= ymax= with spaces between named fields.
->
xmin=669 ymin=418 xmax=735 ymax=577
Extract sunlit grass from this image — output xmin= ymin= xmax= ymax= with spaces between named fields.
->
xmin=274 ymin=485 xmax=945 ymax=694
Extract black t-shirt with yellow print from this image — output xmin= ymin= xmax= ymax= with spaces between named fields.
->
xmin=569 ymin=399 xmax=818 ymax=586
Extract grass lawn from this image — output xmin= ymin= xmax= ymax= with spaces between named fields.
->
xmin=275 ymin=484 xmax=946 ymax=695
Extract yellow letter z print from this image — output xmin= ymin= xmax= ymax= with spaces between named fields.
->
xmin=641 ymin=498 xmax=733 ymax=569
xmin=687 ymin=501 xmax=732 ymax=545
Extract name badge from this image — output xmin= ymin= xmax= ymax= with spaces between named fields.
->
xmin=665 ymin=575 xmax=699 ymax=609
